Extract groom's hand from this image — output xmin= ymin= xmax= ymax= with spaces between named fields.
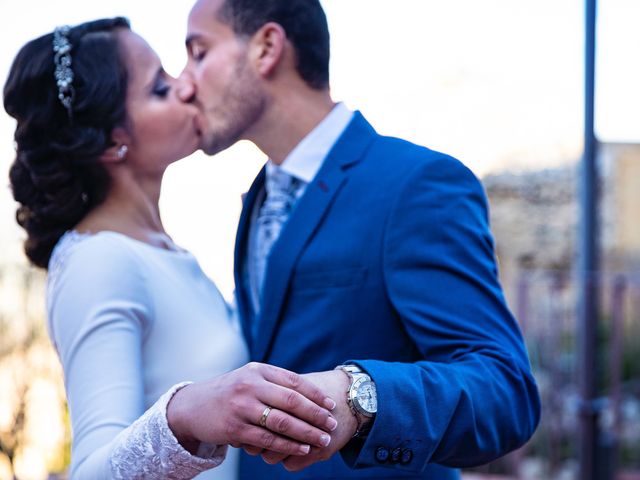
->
xmin=167 ymin=362 xmax=338 ymax=456
xmin=257 ymin=370 xmax=360 ymax=471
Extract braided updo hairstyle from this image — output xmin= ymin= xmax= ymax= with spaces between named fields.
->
xmin=4 ymin=17 xmax=131 ymax=268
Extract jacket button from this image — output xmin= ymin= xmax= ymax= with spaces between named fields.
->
xmin=375 ymin=446 xmax=389 ymax=463
xmin=401 ymin=448 xmax=413 ymax=464
xmin=390 ymin=447 xmax=402 ymax=463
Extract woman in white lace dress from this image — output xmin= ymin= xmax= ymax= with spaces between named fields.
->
xmin=4 ymin=17 xmax=338 ymax=479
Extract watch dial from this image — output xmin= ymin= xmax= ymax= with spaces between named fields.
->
xmin=356 ymin=381 xmax=377 ymax=413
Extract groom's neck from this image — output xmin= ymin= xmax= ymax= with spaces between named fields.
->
xmin=249 ymin=87 xmax=335 ymax=165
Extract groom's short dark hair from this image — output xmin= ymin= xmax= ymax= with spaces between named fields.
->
xmin=218 ymin=0 xmax=330 ymax=90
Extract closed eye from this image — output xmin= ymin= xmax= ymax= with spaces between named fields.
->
xmin=186 ymin=36 xmax=207 ymax=63
xmin=151 ymin=69 xmax=171 ymax=98
xmin=191 ymin=45 xmax=206 ymax=62
xmin=152 ymin=81 xmax=170 ymax=98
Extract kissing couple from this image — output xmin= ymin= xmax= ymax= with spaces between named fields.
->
xmin=4 ymin=0 xmax=540 ymax=478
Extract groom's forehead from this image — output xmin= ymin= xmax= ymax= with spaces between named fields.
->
xmin=188 ymin=0 xmax=233 ymax=36
xmin=190 ymin=0 xmax=225 ymax=21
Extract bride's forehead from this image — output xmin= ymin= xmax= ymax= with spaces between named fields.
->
xmin=118 ymin=30 xmax=154 ymax=57
xmin=118 ymin=31 xmax=161 ymax=75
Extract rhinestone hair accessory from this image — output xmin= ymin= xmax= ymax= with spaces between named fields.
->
xmin=53 ymin=25 xmax=75 ymax=115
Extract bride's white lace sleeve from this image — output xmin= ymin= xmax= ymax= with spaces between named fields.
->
xmin=109 ymin=382 xmax=227 ymax=479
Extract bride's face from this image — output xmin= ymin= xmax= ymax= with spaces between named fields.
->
xmin=118 ymin=30 xmax=201 ymax=171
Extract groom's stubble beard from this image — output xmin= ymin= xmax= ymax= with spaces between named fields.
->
xmin=200 ymin=57 xmax=266 ymax=156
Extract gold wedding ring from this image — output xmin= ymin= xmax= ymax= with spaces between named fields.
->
xmin=259 ymin=406 xmax=272 ymax=427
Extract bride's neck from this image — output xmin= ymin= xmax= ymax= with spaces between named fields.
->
xmin=77 ymin=169 xmax=166 ymax=239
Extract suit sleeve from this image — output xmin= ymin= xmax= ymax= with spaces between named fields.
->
xmin=342 ymin=154 xmax=540 ymax=472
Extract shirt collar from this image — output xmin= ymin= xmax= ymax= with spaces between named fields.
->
xmin=266 ymin=102 xmax=354 ymax=183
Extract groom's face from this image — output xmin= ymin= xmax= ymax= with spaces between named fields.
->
xmin=183 ymin=0 xmax=267 ymax=156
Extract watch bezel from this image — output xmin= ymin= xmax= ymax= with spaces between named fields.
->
xmin=348 ymin=374 xmax=377 ymax=417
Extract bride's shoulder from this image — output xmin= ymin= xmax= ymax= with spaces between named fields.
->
xmin=46 ymin=232 xmax=154 ymax=363
xmin=51 ymin=230 xmax=140 ymax=269
xmin=48 ymin=230 xmax=147 ymax=291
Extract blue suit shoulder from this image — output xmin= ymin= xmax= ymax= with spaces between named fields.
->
xmin=370 ymin=133 xmax=476 ymax=173
xmin=362 ymin=134 xmax=487 ymax=204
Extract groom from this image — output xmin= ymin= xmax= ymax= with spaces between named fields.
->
xmin=180 ymin=0 xmax=540 ymax=478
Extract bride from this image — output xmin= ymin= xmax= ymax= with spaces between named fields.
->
xmin=4 ymin=17 xmax=337 ymax=479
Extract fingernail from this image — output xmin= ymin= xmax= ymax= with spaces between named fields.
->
xmin=320 ymin=434 xmax=331 ymax=447
xmin=299 ymin=444 xmax=310 ymax=454
xmin=325 ymin=398 xmax=336 ymax=410
xmin=326 ymin=417 xmax=338 ymax=431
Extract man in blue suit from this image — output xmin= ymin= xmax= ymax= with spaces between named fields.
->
xmin=181 ymin=0 xmax=541 ymax=478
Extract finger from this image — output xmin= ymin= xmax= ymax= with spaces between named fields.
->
xmin=242 ymin=445 xmax=263 ymax=456
xmin=261 ymin=451 xmax=288 ymax=465
xmin=260 ymin=364 xmax=336 ymax=411
xmin=239 ymin=425 xmax=312 ymax=456
xmin=262 ymin=407 xmax=332 ymax=449
xmin=283 ymin=457 xmax=307 ymax=472
xmin=283 ymin=447 xmax=326 ymax=472
xmin=259 ymin=383 xmax=338 ymax=433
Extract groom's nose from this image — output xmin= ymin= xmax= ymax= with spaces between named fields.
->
xmin=177 ymin=71 xmax=196 ymax=103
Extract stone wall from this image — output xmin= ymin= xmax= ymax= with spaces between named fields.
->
xmin=481 ymin=142 xmax=640 ymax=303
xmin=607 ymin=143 xmax=640 ymax=268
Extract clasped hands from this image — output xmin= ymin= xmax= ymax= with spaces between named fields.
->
xmin=167 ymin=363 xmax=358 ymax=472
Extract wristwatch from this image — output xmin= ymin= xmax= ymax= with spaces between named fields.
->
xmin=335 ymin=365 xmax=377 ymax=437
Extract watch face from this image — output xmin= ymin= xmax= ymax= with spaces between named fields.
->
xmin=356 ymin=380 xmax=377 ymax=414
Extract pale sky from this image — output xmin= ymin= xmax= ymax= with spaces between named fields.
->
xmin=0 ymin=0 xmax=637 ymax=299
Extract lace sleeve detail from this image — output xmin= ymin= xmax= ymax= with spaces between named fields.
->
xmin=109 ymin=382 xmax=227 ymax=479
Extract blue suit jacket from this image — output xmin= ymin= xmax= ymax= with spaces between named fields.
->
xmin=234 ymin=113 xmax=540 ymax=479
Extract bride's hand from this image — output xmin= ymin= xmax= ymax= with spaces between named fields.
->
xmin=167 ymin=362 xmax=338 ymax=455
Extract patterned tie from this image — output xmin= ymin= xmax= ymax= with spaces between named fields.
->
xmin=253 ymin=168 xmax=302 ymax=300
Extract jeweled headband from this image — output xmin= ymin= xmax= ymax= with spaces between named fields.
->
xmin=52 ymin=25 xmax=75 ymax=116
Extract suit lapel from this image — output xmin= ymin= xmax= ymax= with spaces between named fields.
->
xmin=253 ymin=112 xmax=378 ymax=361
xmin=234 ymin=167 xmax=266 ymax=351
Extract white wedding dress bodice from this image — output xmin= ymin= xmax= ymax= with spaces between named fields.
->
xmin=47 ymin=231 xmax=249 ymax=479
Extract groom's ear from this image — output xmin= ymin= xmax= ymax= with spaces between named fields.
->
xmin=100 ymin=127 xmax=131 ymax=164
xmin=250 ymin=22 xmax=286 ymax=78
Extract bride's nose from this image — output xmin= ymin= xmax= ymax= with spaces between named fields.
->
xmin=176 ymin=71 xmax=196 ymax=103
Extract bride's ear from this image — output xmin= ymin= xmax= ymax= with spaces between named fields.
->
xmin=100 ymin=127 xmax=131 ymax=164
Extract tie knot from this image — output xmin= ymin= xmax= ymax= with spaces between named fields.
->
xmin=266 ymin=168 xmax=300 ymax=196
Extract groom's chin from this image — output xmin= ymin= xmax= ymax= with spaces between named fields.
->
xmin=199 ymin=135 xmax=238 ymax=157
xmin=199 ymin=138 xmax=222 ymax=157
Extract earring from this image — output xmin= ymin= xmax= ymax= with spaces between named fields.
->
xmin=117 ymin=145 xmax=128 ymax=160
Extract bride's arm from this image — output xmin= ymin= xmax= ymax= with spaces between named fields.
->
xmin=49 ymin=236 xmax=222 ymax=479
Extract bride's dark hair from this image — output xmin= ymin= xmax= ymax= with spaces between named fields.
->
xmin=4 ymin=17 xmax=131 ymax=268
